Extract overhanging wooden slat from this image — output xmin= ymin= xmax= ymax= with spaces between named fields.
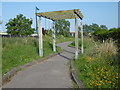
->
xmin=36 ymin=9 xmax=83 ymax=20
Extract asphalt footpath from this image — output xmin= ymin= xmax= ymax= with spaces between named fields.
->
xmin=3 ymin=42 xmax=76 ymax=88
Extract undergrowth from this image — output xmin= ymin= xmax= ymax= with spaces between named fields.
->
xmin=70 ymin=37 xmax=119 ymax=88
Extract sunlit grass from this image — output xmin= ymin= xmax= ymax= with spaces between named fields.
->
xmin=3 ymin=35 xmax=73 ymax=75
xmin=70 ymin=37 xmax=119 ymax=88
xmin=56 ymin=35 xmax=74 ymax=44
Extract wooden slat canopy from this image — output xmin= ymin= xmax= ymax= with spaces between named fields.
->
xmin=36 ymin=9 xmax=83 ymax=21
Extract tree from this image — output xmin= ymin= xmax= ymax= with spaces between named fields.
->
xmin=100 ymin=25 xmax=108 ymax=30
xmin=89 ymin=23 xmax=100 ymax=32
xmin=55 ymin=19 xmax=70 ymax=37
xmin=94 ymin=29 xmax=107 ymax=35
xmin=83 ymin=24 xmax=90 ymax=32
xmin=80 ymin=23 xmax=101 ymax=33
xmin=6 ymin=14 xmax=35 ymax=35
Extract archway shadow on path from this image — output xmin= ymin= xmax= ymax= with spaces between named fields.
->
xmin=63 ymin=50 xmax=75 ymax=54
xmin=58 ymin=49 xmax=81 ymax=61
xmin=63 ymin=49 xmax=81 ymax=55
xmin=58 ymin=53 xmax=71 ymax=60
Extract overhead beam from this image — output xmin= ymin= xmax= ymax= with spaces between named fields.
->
xmin=74 ymin=9 xmax=83 ymax=20
xmin=36 ymin=9 xmax=83 ymax=20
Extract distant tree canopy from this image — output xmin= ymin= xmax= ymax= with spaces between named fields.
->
xmin=79 ymin=23 xmax=108 ymax=33
xmin=55 ymin=19 xmax=70 ymax=37
xmin=6 ymin=14 xmax=35 ymax=35
xmin=100 ymin=25 xmax=108 ymax=30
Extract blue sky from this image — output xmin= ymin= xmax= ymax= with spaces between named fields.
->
xmin=1 ymin=2 xmax=118 ymax=32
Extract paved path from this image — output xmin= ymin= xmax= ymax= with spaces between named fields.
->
xmin=3 ymin=42 xmax=76 ymax=88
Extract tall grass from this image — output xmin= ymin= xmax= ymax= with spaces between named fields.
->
xmin=2 ymin=36 xmax=62 ymax=75
xmin=70 ymin=37 xmax=119 ymax=88
xmin=94 ymin=39 xmax=117 ymax=58
xmin=56 ymin=35 xmax=74 ymax=44
xmin=69 ymin=37 xmax=94 ymax=49
xmin=2 ymin=35 xmax=74 ymax=75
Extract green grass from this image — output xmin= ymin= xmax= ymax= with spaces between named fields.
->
xmin=2 ymin=35 xmax=66 ymax=75
xmin=68 ymin=37 xmax=94 ymax=49
xmin=56 ymin=35 xmax=74 ymax=44
xmin=70 ymin=37 xmax=119 ymax=88
xmin=2 ymin=35 xmax=73 ymax=75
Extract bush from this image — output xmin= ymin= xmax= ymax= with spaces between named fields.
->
xmin=93 ymin=28 xmax=120 ymax=42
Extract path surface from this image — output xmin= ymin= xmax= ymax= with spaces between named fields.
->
xmin=3 ymin=42 xmax=76 ymax=88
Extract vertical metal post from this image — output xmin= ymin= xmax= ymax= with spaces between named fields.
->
xmin=35 ymin=8 xmax=38 ymax=33
xmin=38 ymin=17 xmax=43 ymax=57
xmin=81 ymin=22 xmax=84 ymax=54
xmin=35 ymin=7 xmax=39 ymax=33
xmin=52 ymin=21 xmax=56 ymax=52
xmin=36 ymin=13 xmax=37 ymax=32
xmin=75 ymin=18 xmax=78 ymax=60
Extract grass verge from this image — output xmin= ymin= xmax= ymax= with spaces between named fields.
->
xmin=56 ymin=35 xmax=74 ymax=44
xmin=3 ymin=35 xmax=72 ymax=75
xmin=70 ymin=37 xmax=119 ymax=88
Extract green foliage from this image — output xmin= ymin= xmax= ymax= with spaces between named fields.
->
xmin=94 ymin=28 xmax=120 ymax=41
xmin=75 ymin=55 xmax=119 ymax=88
xmin=100 ymin=25 xmax=108 ymax=30
xmin=82 ymin=24 xmax=90 ymax=32
xmin=93 ymin=29 xmax=108 ymax=41
xmin=69 ymin=37 xmax=94 ymax=49
xmin=94 ymin=29 xmax=107 ymax=34
xmin=56 ymin=35 xmax=74 ymax=44
xmin=93 ymin=28 xmax=120 ymax=51
xmin=70 ymin=37 xmax=119 ymax=88
xmin=47 ymin=29 xmax=52 ymax=36
xmin=6 ymin=14 xmax=35 ymax=35
xmin=55 ymin=19 xmax=70 ymax=37
xmin=89 ymin=23 xmax=100 ymax=32
xmin=78 ymin=23 xmax=108 ymax=37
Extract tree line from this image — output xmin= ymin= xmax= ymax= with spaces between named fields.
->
xmin=5 ymin=14 xmax=119 ymax=44
xmin=6 ymin=14 xmax=35 ymax=36
xmin=78 ymin=23 xmax=119 ymax=43
xmin=82 ymin=23 xmax=120 ymax=51
xmin=5 ymin=14 xmax=70 ymax=37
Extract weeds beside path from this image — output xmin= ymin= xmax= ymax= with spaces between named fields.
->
xmin=70 ymin=37 xmax=119 ymax=88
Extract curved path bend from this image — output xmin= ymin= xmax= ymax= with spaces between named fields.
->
xmin=3 ymin=42 xmax=76 ymax=88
